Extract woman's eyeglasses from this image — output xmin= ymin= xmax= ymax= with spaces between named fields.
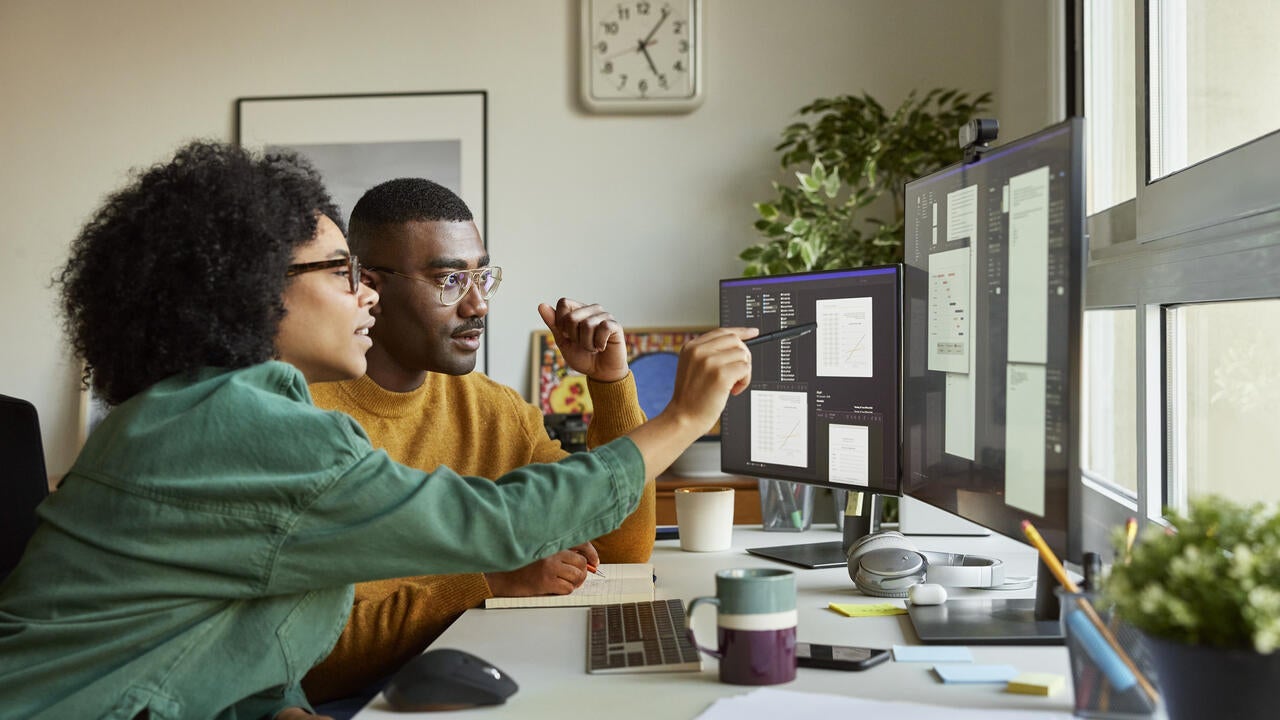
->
xmin=365 ymin=265 xmax=503 ymax=307
xmin=285 ymin=255 xmax=362 ymax=295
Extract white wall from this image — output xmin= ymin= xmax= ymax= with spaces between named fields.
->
xmin=0 ymin=0 xmax=1054 ymax=477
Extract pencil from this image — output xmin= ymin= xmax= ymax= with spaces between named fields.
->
xmin=1021 ymin=520 xmax=1159 ymax=705
xmin=1123 ymin=517 xmax=1138 ymax=564
xmin=586 ymin=564 xmax=606 ymax=579
xmin=744 ymin=322 xmax=817 ymax=347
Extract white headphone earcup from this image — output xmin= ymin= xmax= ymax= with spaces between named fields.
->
xmin=851 ymin=547 xmax=927 ymax=598
xmin=846 ymin=530 xmax=919 ymax=569
xmin=847 ymin=531 xmax=924 ymax=596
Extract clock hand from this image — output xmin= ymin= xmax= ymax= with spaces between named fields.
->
xmin=640 ymin=43 xmax=660 ymax=76
xmin=641 ymin=8 xmax=670 ymax=47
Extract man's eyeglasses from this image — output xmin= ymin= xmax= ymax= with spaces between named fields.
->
xmin=285 ymin=255 xmax=362 ymax=295
xmin=365 ymin=265 xmax=503 ymax=307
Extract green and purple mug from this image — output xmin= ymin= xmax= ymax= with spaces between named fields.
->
xmin=687 ymin=567 xmax=797 ymax=685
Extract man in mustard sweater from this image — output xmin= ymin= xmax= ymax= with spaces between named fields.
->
xmin=303 ymin=178 xmax=652 ymax=702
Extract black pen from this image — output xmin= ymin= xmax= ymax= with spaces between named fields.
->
xmin=745 ymin=322 xmax=818 ymax=347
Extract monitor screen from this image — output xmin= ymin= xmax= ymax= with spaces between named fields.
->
xmin=719 ymin=265 xmax=902 ymax=497
xmin=902 ymin=118 xmax=1084 ymax=566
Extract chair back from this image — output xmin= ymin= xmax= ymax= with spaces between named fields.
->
xmin=1 ymin=394 xmax=50 ymax=580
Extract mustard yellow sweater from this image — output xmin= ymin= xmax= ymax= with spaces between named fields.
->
xmin=302 ymin=370 xmax=650 ymax=701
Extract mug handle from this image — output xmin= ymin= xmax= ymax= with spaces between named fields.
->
xmin=685 ymin=596 xmax=722 ymax=659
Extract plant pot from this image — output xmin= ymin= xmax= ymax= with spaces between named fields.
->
xmin=1143 ymin=633 xmax=1280 ymax=720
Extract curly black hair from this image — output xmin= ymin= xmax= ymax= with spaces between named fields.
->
xmin=347 ymin=177 xmax=472 ymax=257
xmin=58 ymin=141 xmax=343 ymax=406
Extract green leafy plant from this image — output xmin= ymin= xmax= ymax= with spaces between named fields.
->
xmin=1105 ymin=496 xmax=1280 ymax=653
xmin=742 ymin=89 xmax=993 ymax=276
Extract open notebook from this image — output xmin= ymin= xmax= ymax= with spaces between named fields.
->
xmin=483 ymin=563 xmax=655 ymax=608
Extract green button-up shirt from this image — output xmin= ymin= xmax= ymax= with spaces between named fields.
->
xmin=0 ymin=362 xmax=644 ymax=719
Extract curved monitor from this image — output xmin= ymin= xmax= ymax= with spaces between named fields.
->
xmin=719 ymin=265 xmax=902 ymax=497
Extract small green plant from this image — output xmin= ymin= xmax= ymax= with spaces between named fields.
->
xmin=1105 ymin=496 xmax=1280 ymax=653
xmin=742 ymin=88 xmax=993 ymax=276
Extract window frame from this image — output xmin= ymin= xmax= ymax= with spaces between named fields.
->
xmin=1072 ymin=0 xmax=1280 ymax=535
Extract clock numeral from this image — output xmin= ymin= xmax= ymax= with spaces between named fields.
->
xmin=596 ymin=40 xmax=608 ymax=54
xmin=657 ymin=74 xmax=669 ymax=90
xmin=673 ymin=59 xmax=685 ymax=72
xmin=617 ymin=5 xmax=630 ymax=20
xmin=601 ymin=21 xmax=619 ymax=35
xmin=678 ymin=39 xmax=689 ymax=53
xmin=638 ymin=78 xmax=649 ymax=95
xmin=603 ymin=61 xmax=614 ymax=75
xmin=673 ymin=20 xmax=684 ymax=34
xmin=637 ymin=1 xmax=651 ymax=15
xmin=616 ymin=73 xmax=628 ymax=91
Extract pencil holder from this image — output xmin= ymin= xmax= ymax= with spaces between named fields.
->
xmin=1057 ymin=589 xmax=1159 ymax=719
xmin=758 ymin=479 xmax=813 ymax=532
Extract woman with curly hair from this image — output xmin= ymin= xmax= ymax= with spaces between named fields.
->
xmin=0 ymin=141 xmax=756 ymax=719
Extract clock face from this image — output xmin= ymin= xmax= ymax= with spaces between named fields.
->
xmin=582 ymin=0 xmax=702 ymax=112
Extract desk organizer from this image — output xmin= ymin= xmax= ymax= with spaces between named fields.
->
xmin=1058 ymin=589 xmax=1159 ymax=719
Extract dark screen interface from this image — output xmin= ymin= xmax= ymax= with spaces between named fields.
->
xmin=719 ymin=266 xmax=901 ymax=496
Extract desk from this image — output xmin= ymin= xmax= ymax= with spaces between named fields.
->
xmin=353 ymin=527 xmax=1075 ymax=719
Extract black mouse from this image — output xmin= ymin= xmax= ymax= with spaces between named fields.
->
xmin=384 ymin=648 xmax=518 ymax=712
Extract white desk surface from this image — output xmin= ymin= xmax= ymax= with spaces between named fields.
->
xmin=353 ymin=527 xmax=1077 ymax=719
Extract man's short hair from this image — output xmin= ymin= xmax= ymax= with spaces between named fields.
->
xmin=348 ymin=178 xmax=473 ymax=255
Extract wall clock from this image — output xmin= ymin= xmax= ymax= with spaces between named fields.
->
xmin=579 ymin=0 xmax=703 ymax=114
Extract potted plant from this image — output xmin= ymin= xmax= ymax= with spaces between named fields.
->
xmin=742 ymin=89 xmax=992 ymax=526
xmin=1104 ymin=496 xmax=1280 ymax=719
xmin=741 ymin=88 xmax=993 ymax=276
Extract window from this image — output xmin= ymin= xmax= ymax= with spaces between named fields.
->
xmin=1077 ymin=0 xmax=1280 ymax=532
xmin=1167 ymin=299 xmax=1280 ymax=505
xmin=1083 ymin=0 xmax=1136 ymax=215
xmin=1081 ymin=309 xmax=1137 ymax=495
xmin=1148 ymin=0 xmax=1280 ymax=179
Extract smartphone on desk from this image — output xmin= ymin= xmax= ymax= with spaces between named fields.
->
xmin=796 ymin=642 xmax=890 ymax=671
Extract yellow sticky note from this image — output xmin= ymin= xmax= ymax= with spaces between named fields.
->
xmin=828 ymin=602 xmax=907 ymax=617
xmin=1006 ymin=672 xmax=1065 ymax=696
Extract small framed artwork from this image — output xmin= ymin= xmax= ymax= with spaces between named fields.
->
xmin=236 ymin=90 xmax=488 ymax=371
xmin=530 ymin=327 xmax=713 ymax=426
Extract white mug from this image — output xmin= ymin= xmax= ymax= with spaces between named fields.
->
xmin=674 ymin=486 xmax=734 ymax=552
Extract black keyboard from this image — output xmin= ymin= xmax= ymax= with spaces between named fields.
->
xmin=586 ymin=599 xmax=702 ymax=673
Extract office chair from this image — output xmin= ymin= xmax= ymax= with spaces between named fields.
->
xmin=1 ymin=394 xmax=50 ymax=580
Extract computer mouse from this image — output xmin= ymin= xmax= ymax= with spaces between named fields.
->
xmin=384 ymin=648 xmax=518 ymax=712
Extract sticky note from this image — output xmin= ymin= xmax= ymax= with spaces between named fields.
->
xmin=892 ymin=645 xmax=973 ymax=663
xmin=933 ymin=664 xmax=1019 ymax=684
xmin=1006 ymin=672 xmax=1065 ymax=696
xmin=828 ymin=602 xmax=908 ymax=617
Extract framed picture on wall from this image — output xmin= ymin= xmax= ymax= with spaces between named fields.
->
xmin=236 ymin=90 xmax=488 ymax=372
xmin=530 ymin=327 xmax=715 ymax=432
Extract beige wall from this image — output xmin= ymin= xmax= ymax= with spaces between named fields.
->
xmin=0 ymin=0 xmax=1056 ymax=476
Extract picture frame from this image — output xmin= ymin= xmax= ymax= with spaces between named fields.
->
xmin=236 ymin=90 xmax=488 ymax=371
xmin=530 ymin=327 xmax=714 ymax=428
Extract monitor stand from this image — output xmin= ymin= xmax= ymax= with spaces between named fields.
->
xmin=745 ymin=494 xmax=881 ymax=570
xmin=907 ymin=559 xmax=1064 ymax=645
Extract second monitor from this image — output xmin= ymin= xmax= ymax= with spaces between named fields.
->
xmin=719 ymin=266 xmax=902 ymax=497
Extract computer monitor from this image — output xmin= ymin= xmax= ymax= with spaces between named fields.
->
xmin=719 ymin=265 xmax=902 ymax=568
xmin=901 ymin=117 xmax=1085 ymax=644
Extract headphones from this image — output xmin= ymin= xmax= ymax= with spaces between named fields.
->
xmin=845 ymin=531 xmax=1029 ymax=598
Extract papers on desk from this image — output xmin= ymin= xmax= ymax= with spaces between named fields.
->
xmin=695 ymin=688 xmax=1073 ymax=720
xmin=483 ymin=563 xmax=654 ymax=608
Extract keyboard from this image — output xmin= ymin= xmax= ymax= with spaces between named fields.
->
xmin=586 ymin=599 xmax=702 ymax=673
